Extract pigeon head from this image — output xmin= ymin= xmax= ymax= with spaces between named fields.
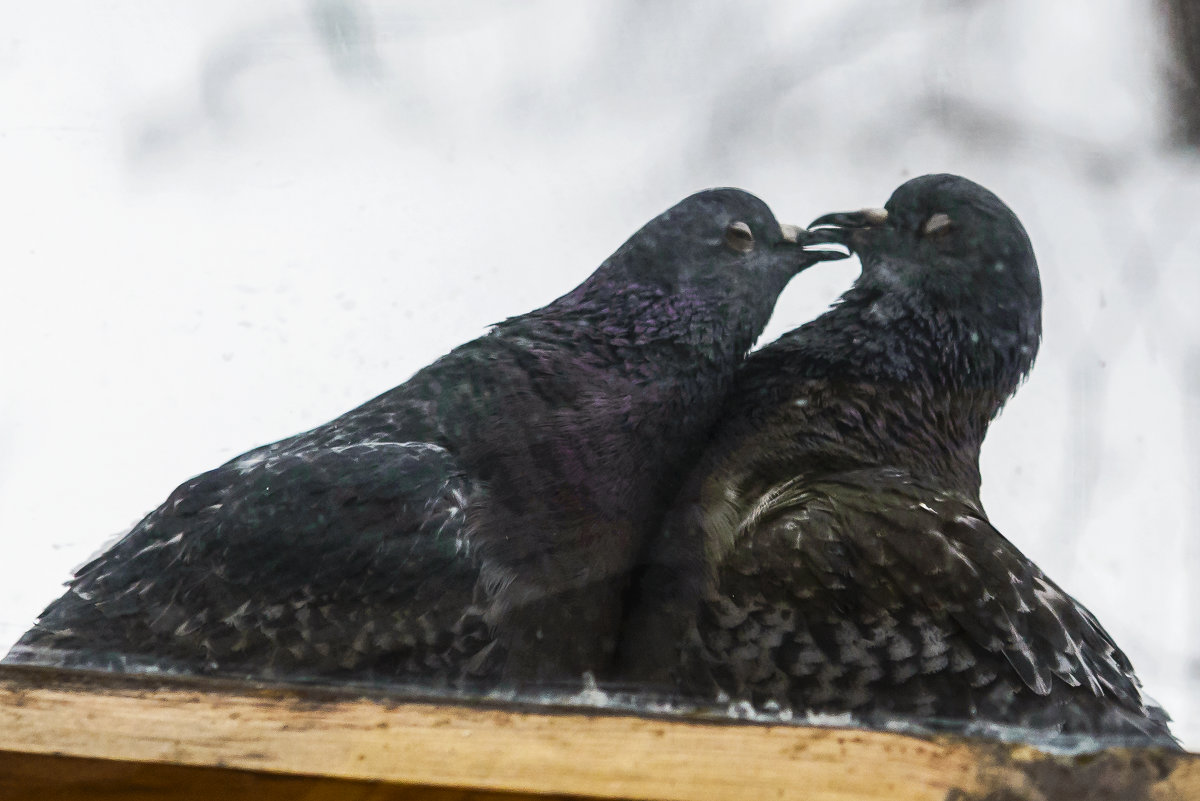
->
xmin=809 ymin=174 xmax=1042 ymax=398
xmin=577 ymin=188 xmax=844 ymax=307
xmin=535 ymin=188 xmax=844 ymax=362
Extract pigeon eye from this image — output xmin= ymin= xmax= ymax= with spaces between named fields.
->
xmin=922 ymin=213 xmax=953 ymax=238
xmin=724 ymin=221 xmax=755 ymax=253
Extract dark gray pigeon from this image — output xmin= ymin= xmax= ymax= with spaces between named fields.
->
xmin=10 ymin=189 xmax=842 ymax=687
xmin=617 ymin=175 xmax=1177 ymax=747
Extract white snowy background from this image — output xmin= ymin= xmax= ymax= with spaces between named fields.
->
xmin=2 ymin=1 xmax=1198 ymax=745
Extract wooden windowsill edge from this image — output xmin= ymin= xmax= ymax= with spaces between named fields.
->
xmin=0 ymin=664 xmax=1194 ymax=801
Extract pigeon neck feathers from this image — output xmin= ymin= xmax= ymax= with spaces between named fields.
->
xmin=510 ymin=279 xmax=780 ymax=372
xmin=728 ymin=176 xmax=1042 ymax=496
xmin=724 ymin=289 xmax=1030 ymax=503
xmin=781 ymin=276 xmax=1035 ymax=405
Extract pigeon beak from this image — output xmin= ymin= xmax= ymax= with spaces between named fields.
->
xmin=806 ymin=208 xmax=889 ymax=253
xmin=808 ymin=207 xmax=890 ymax=231
xmin=773 ymin=221 xmax=853 ymax=264
xmin=776 ymin=221 xmax=851 ymax=262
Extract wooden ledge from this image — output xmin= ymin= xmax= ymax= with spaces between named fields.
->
xmin=0 ymin=664 xmax=1194 ymax=801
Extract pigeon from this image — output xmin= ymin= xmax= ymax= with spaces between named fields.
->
xmin=9 ymin=188 xmax=842 ymax=688
xmin=616 ymin=175 xmax=1177 ymax=747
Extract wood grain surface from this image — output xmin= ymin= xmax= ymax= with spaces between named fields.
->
xmin=0 ymin=665 xmax=1194 ymax=801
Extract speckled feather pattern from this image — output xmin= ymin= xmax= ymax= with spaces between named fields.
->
xmin=617 ymin=175 xmax=1176 ymax=747
xmin=11 ymin=189 xmax=816 ymax=687
xmin=683 ymin=472 xmax=1169 ymax=740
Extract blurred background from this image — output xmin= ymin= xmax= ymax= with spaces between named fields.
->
xmin=2 ymin=0 xmax=1198 ymax=745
